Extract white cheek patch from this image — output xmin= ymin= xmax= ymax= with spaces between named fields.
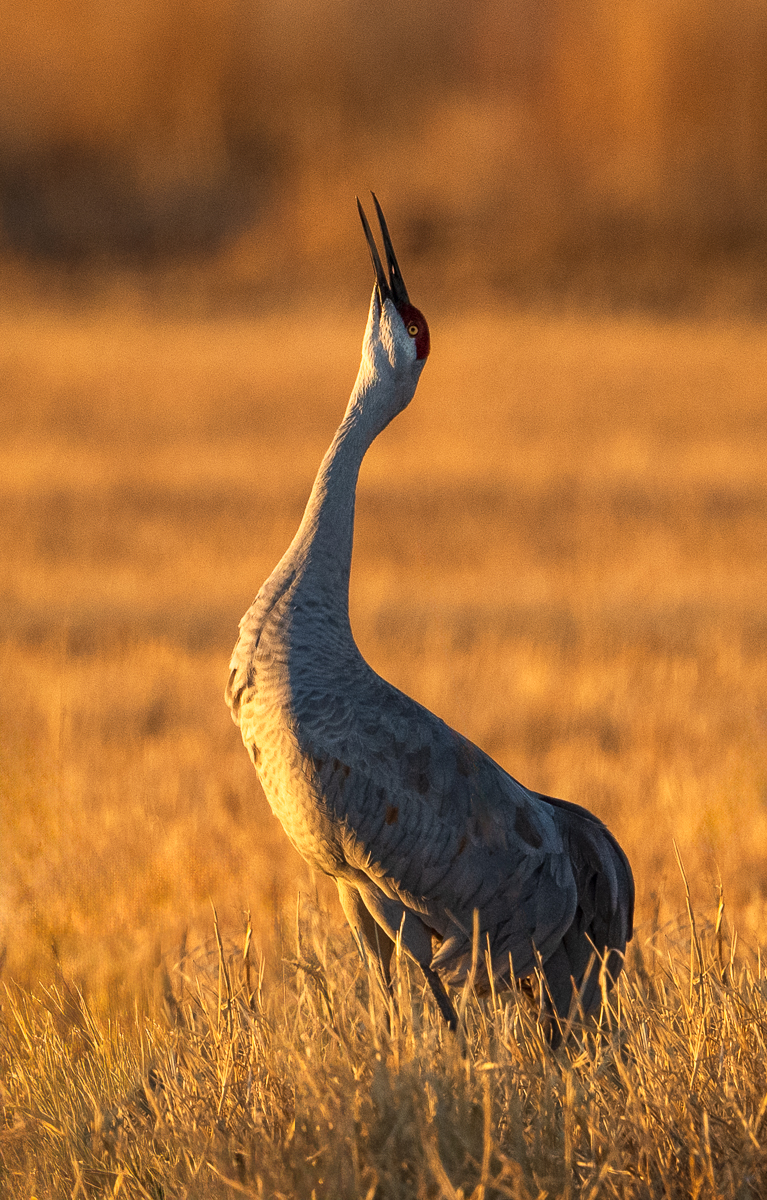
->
xmin=362 ymin=294 xmax=417 ymax=376
xmin=380 ymin=299 xmax=416 ymax=368
xmin=380 ymin=301 xmax=398 ymax=367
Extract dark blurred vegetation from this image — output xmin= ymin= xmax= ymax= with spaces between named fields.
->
xmin=3 ymin=0 xmax=767 ymax=311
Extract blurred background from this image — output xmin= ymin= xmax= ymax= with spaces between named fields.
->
xmin=3 ymin=0 xmax=767 ymax=313
xmin=3 ymin=0 xmax=767 ymax=1002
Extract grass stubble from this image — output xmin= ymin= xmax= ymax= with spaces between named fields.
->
xmin=2 ymin=302 xmax=767 ymax=1195
xmin=3 ymin=895 xmax=767 ymax=1198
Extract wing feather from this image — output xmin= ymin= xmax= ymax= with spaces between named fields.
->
xmin=231 ymin=625 xmax=633 ymax=1019
xmin=292 ymin=676 xmax=585 ymax=989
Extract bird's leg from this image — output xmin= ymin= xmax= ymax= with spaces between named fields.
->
xmin=338 ymin=882 xmax=458 ymax=1031
xmin=336 ymin=881 xmax=395 ymax=1010
xmin=420 ymin=964 xmax=458 ymax=1032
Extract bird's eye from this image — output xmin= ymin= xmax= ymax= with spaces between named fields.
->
xmin=407 ymin=323 xmax=419 ymax=337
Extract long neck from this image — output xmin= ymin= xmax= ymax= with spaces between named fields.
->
xmin=279 ymin=356 xmax=389 ymax=625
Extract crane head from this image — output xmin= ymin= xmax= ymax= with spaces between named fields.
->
xmin=357 ymin=194 xmax=430 ymax=362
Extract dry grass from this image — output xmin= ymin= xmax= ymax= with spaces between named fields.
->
xmin=3 ymin=902 xmax=767 ymax=1197
xmin=1 ymin=300 xmax=767 ymax=1194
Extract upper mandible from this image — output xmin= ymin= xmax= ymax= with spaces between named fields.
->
xmin=357 ymin=194 xmax=430 ymax=362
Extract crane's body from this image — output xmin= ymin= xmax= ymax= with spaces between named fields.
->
xmin=226 ymin=197 xmax=633 ymax=1035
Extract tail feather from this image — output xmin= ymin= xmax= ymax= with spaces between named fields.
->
xmin=533 ymin=790 xmax=634 ymax=1026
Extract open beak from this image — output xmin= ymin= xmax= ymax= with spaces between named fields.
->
xmin=357 ymin=193 xmax=410 ymax=309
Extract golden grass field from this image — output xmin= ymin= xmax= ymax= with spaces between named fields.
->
xmin=2 ymin=298 xmax=767 ymax=1195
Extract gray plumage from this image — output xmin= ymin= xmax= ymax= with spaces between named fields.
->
xmin=226 ymin=196 xmax=634 ymax=1038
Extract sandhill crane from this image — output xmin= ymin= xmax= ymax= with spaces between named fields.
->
xmin=226 ymin=195 xmax=634 ymax=1039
